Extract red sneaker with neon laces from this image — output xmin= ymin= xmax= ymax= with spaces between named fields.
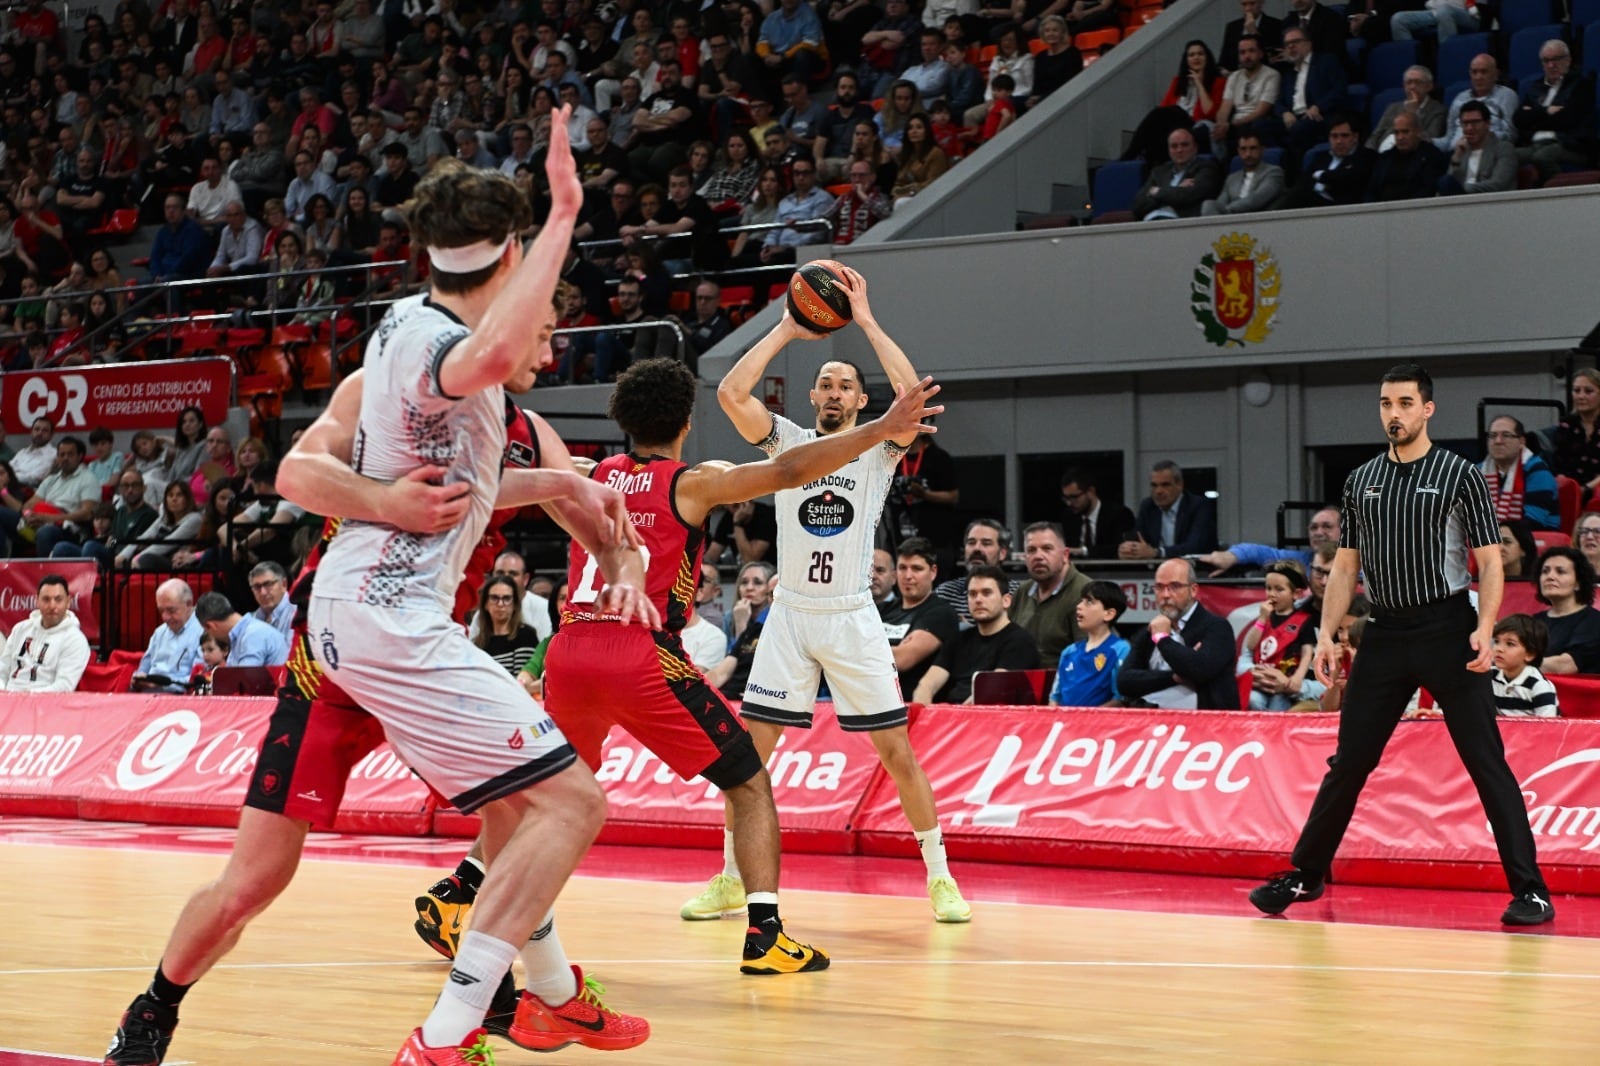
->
xmin=391 ymin=1026 xmax=497 ymax=1065
xmin=506 ymin=965 xmax=651 ymax=1052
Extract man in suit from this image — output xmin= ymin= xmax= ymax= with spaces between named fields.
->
xmin=1131 ymin=127 xmax=1222 ymax=221
xmin=1060 ymin=467 xmax=1135 ymax=560
xmin=1117 ymin=559 xmax=1240 ymax=710
xmin=1263 ymin=25 xmax=1346 ymax=175
xmin=1121 ymin=460 xmax=1219 ymax=561
xmin=1277 ymin=113 xmax=1376 ymax=207
xmin=1282 ymin=0 xmax=1347 ymax=60
xmin=1367 ymin=110 xmax=1446 ymax=201
xmin=1220 ymin=0 xmax=1283 ymax=71
xmin=1202 ymin=132 xmax=1285 ymax=214
xmin=1438 ymin=101 xmax=1516 ymax=194
xmin=1368 ymin=66 xmax=1446 ymax=151
xmin=1513 ymin=39 xmax=1596 ymax=185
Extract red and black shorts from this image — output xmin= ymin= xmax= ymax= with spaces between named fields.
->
xmin=543 ymin=622 xmax=761 ymax=791
xmin=244 ymin=629 xmax=387 ymax=829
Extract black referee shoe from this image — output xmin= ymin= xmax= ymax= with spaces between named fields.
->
xmin=1501 ymin=891 xmax=1556 ymax=926
xmin=1248 ymin=870 xmax=1325 ymax=915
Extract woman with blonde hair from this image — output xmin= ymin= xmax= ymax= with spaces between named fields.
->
xmin=1552 ymin=367 xmax=1600 ymax=497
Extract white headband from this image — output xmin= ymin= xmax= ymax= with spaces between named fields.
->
xmin=427 ymin=236 xmax=513 ymax=274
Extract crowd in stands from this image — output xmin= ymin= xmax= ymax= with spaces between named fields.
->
xmin=1104 ymin=0 xmax=1599 ymax=221
xmin=0 ymin=0 xmax=1118 ymax=381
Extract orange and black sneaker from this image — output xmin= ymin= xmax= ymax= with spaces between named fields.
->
xmin=740 ymin=929 xmax=830 ymax=975
xmin=414 ymin=874 xmax=475 ymax=960
xmin=391 ymin=1026 xmax=496 ymax=1065
xmin=481 ymin=972 xmax=520 ymax=1040
xmin=506 ymin=965 xmax=650 ymax=1052
xmin=104 ymin=994 xmax=177 ymax=1065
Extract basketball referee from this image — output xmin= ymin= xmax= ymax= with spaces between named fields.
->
xmin=1249 ymin=364 xmax=1553 ymax=926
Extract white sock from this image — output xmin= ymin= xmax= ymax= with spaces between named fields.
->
xmin=722 ymin=828 xmax=742 ymax=881
xmin=519 ymin=911 xmax=579 ymax=1005
xmin=463 ymin=855 xmax=486 ymax=876
xmin=423 ymin=930 xmax=517 ymax=1047
xmin=915 ymin=825 xmax=950 ymax=882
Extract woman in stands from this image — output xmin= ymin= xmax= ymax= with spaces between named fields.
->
xmin=163 ymin=405 xmax=209 ymax=492
xmin=338 ymin=185 xmax=381 ymax=259
xmin=892 ymin=113 xmax=949 ymax=203
xmin=1533 ymin=546 xmax=1600 ymax=675
xmin=122 ymin=480 xmax=203 ymax=570
xmin=369 ymin=59 xmax=410 ymax=121
xmin=518 ymin=579 xmax=569 ymax=699
xmin=180 ymin=85 xmax=208 ymax=140
xmin=877 ymin=79 xmax=923 ymax=156
xmin=965 ymin=25 xmax=1034 ymax=129
xmin=85 ymin=247 xmax=125 ymax=312
xmin=1500 ymin=519 xmax=1539 ymax=580
xmin=1571 ymin=513 xmax=1600 ymax=579
xmin=0 ymin=199 xmax=36 ymax=301
xmin=1028 ymin=16 xmax=1083 ymax=111
xmin=1551 ymin=369 xmax=1600 ymax=498
xmin=259 ymin=198 xmax=301 ymax=264
xmin=730 ymin=164 xmax=785 ymax=265
xmin=0 ymin=461 xmax=29 ymax=517
xmin=849 ymin=119 xmax=899 ymax=194
xmin=232 ymin=437 xmax=272 ymax=498
xmin=263 ymin=230 xmax=306 ymax=324
xmin=475 ymin=575 xmax=544 ymax=676
xmin=173 ymin=477 xmax=237 ymax=571
xmin=191 ymin=425 xmax=236 ymax=505
xmin=82 ymin=290 xmax=115 ymax=336
xmin=698 ymin=130 xmax=761 ymax=212
xmin=302 ymin=193 xmax=342 ymax=258
xmin=1120 ymin=40 xmax=1226 ymax=166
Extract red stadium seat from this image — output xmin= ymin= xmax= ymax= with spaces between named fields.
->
xmin=1546 ymin=170 xmax=1600 ymax=188
xmin=1532 ymin=529 xmax=1569 ymax=554
xmin=78 ymin=661 xmax=136 ymax=693
xmin=1074 ymin=28 xmax=1122 ymax=52
xmin=1557 ymin=474 xmax=1582 ymax=532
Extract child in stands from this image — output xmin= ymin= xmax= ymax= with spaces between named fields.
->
xmin=1491 ymin=614 xmax=1559 ymax=718
xmin=1051 ymin=580 xmax=1130 ymax=707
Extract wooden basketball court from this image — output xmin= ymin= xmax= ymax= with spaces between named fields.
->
xmin=6 ymin=835 xmax=1600 ymax=1064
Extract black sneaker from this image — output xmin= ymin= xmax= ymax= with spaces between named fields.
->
xmin=483 ymin=971 xmax=520 ymax=1039
xmin=1248 ymin=870 xmax=1325 ymax=915
xmin=104 ymin=994 xmax=177 ymax=1065
xmin=1501 ymin=891 xmax=1556 ymax=926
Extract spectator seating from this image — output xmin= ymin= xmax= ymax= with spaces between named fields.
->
xmin=1437 ymin=33 xmax=1491 ymax=88
xmin=1498 ymin=0 xmax=1557 ymax=41
xmin=1583 ymin=23 xmax=1600 ymax=78
xmin=1558 ymin=474 xmax=1583 ymax=531
xmin=1509 ymin=24 xmax=1566 ymax=82
xmin=1091 ymin=160 xmax=1144 ymax=222
xmin=1575 ymin=0 xmax=1600 ymax=28
xmin=1369 ymin=86 xmax=1406 ymax=130
xmin=1366 ymin=40 xmax=1418 ymax=94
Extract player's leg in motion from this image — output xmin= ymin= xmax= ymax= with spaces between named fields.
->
xmin=104 ymin=807 xmax=310 ymax=1065
xmin=866 ymin=723 xmax=970 ymax=922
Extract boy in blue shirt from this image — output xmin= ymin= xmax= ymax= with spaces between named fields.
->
xmin=1051 ymin=580 xmax=1130 ymax=707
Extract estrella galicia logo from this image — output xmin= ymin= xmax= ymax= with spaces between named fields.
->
xmin=318 ymin=627 xmax=340 ymax=670
xmin=798 ymin=491 xmax=853 ymax=537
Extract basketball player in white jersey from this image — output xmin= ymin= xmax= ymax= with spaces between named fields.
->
xmin=682 ymin=266 xmax=971 ymax=924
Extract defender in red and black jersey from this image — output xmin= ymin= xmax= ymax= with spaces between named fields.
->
xmin=542 ymin=336 xmax=940 ymax=975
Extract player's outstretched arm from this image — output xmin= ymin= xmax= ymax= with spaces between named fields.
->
xmin=682 ymin=377 xmax=942 ymax=521
xmin=836 ymin=266 xmax=918 ymax=394
xmin=438 ymin=104 xmax=583 ymax=399
xmin=716 ymin=307 xmax=825 ymax=444
xmin=279 ymin=370 xmax=473 ymax=533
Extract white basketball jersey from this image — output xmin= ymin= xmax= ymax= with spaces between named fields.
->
xmin=315 ymin=295 xmax=502 ymax=614
xmin=758 ymin=413 xmax=904 ymax=603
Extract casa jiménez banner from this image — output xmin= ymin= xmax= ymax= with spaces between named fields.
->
xmin=1 ymin=358 xmax=233 ymax=434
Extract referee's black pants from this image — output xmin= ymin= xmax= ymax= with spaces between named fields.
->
xmin=1289 ymin=593 xmax=1547 ymax=896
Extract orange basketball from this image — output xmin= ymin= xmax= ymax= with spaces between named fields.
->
xmin=786 ymin=260 xmax=853 ymax=333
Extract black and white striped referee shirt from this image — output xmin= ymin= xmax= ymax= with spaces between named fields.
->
xmin=1341 ymin=446 xmax=1499 ymax=612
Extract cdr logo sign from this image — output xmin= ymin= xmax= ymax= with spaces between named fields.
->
xmin=14 ymin=373 xmax=89 ymax=428
xmin=115 ymin=710 xmax=203 ymax=791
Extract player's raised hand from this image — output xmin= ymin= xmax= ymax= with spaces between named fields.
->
xmin=835 ymin=265 xmax=875 ymax=323
xmin=545 ymin=104 xmax=582 ymax=218
xmin=876 ymin=376 xmax=943 ymax=441
xmin=387 ymin=466 xmax=471 ymax=533
xmin=777 ymin=304 xmax=828 ymax=341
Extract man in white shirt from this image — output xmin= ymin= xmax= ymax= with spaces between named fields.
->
xmin=10 ymin=417 xmax=57 ymax=487
xmin=0 ymin=575 xmax=91 ymax=692
xmin=1211 ymin=35 xmax=1279 ymax=158
xmin=187 ymin=157 xmax=243 ymax=231
xmin=206 ymin=201 xmax=264 ymax=278
xmin=7 ymin=436 xmax=102 ymax=557
xmin=1435 ymin=54 xmax=1519 ymax=152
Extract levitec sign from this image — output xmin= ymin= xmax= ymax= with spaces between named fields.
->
xmin=1 ymin=357 xmax=233 ymax=433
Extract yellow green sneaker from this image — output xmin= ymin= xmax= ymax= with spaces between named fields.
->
xmin=928 ymin=876 xmax=972 ymax=923
xmin=678 ymin=873 xmax=746 ymax=920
